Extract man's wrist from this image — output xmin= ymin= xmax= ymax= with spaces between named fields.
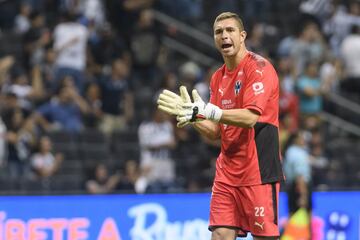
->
xmin=205 ymin=103 xmax=222 ymax=122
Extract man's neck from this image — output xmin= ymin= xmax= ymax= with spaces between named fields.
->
xmin=224 ymin=47 xmax=248 ymax=71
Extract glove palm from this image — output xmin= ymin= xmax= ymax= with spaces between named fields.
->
xmin=157 ymin=86 xmax=191 ymax=116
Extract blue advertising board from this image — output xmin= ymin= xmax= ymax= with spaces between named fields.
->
xmin=0 ymin=192 xmax=358 ymax=240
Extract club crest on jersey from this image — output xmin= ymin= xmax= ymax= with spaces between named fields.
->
xmin=234 ymin=80 xmax=242 ymax=95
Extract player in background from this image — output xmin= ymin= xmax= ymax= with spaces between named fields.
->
xmin=157 ymin=12 xmax=284 ymax=240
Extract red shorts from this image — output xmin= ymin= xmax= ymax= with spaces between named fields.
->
xmin=209 ymin=181 xmax=280 ymax=238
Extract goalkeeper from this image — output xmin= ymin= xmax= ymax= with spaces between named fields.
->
xmin=157 ymin=12 xmax=284 ymax=240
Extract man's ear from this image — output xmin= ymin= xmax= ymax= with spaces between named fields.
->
xmin=240 ymin=30 xmax=247 ymax=42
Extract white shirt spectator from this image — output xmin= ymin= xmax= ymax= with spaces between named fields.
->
xmin=340 ymin=33 xmax=360 ymax=78
xmin=53 ymin=22 xmax=88 ymax=70
xmin=300 ymin=0 xmax=332 ymax=21
xmin=14 ymin=15 xmax=30 ymax=34
xmin=79 ymin=0 xmax=105 ymax=27
xmin=324 ymin=5 xmax=360 ymax=55
xmin=138 ymin=118 xmax=175 ymax=184
xmin=31 ymin=152 xmax=56 ymax=173
xmin=7 ymin=84 xmax=32 ymax=109
xmin=29 ymin=136 xmax=63 ymax=178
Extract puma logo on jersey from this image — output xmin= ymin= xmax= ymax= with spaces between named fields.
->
xmin=255 ymin=69 xmax=264 ymax=77
xmin=254 ymin=221 xmax=265 ymax=230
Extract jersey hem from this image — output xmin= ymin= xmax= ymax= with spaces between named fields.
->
xmin=252 ymin=234 xmax=280 ymax=238
xmin=214 ymin=178 xmax=282 ymax=187
xmin=208 ymin=225 xmax=248 ymax=238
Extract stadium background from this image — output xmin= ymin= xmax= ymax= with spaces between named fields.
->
xmin=0 ymin=0 xmax=359 ymax=239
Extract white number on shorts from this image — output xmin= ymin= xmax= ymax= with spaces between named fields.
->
xmin=255 ymin=207 xmax=265 ymax=217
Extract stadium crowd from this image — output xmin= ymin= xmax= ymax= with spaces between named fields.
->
xmin=0 ymin=0 xmax=359 ymax=194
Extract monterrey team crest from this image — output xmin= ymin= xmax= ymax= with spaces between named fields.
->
xmin=235 ymin=80 xmax=242 ymax=95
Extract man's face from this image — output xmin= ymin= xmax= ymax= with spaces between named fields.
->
xmin=214 ymin=18 xmax=246 ymax=57
xmin=59 ymin=87 xmax=72 ymax=103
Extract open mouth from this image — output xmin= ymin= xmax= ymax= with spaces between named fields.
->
xmin=221 ymin=43 xmax=233 ymax=49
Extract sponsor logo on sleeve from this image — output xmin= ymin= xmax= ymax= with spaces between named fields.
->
xmin=252 ymin=82 xmax=264 ymax=95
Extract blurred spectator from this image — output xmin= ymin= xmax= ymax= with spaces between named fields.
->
xmin=324 ymin=1 xmax=360 ymax=55
xmin=277 ymin=56 xmax=296 ymax=93
xmin=23 ymin=11 xmax=50 ymax=70
xmin=278 ymin=58 xmax=299 ymax=135
xmin=14 ymin=3 xmax=32 ymax=34
xmin=340 ymin=25 xmax=360 ymax=96
xmin=1 ymin=93 xmax=21 ymax=125
xmin=130 ymin=9 xmax=161 ymax=89
xmin=79 ymin=0 xmax=106 ymax=28
xmin=153 ymin=70 xmax=180 ymax=117
xmin=156 ymin=70 xmax=179 ymax=95
xmin=5 ymin=109 xmax=35 ymax=180
xmin=88 ymin=24 xmax=128 ymax=68
xmin=86 ymin=163 xmax=120 ymax=194
xmin=104 ymin=0 xmax=154 ymax=49
xmin=319 ymin=56 xmax=343 ymax=93
xmin=283 ymin=131 xmax=313 ymax=218
xmin=138 ymin=107 xmax=176 ymax=192
xmin=246 ymin=22 xmax=268 ymax=56
xmin=30 ymin=135 xmax=63 ymax=179
xmin=279 ymin=73 xmax=300 ymax=150
xmin=40 ymin=47 xmax=57 ymax=93
xmin=310 ymin=144 xmax=328 ymax=188
xmin=117 ymin=159 xmax=147 ymax=194
xmin=302 ymin=115 xmax=322 ymax=135
xmin=179 ymin=61 xmax=202 ymax=90
xmin=299 ymin=0 xmax=334 ymax=23
xmin=98 ymin=58 xmax=134 ymax=135
xmin=83 ymin=82 xmax=103 ymax=128
xmin=296 ymin=61 xmax=323 ymax=115
xmin=34 ymin=85 xmax=89 ymax=133
xmin=0 ymin=55 xmax=15 ymax=86
xmin=196 ymin=138 xmax=221 ymax=191
xmin=325 ymin=160 xmax=346 ymax=188
xmin=17 ymin=115 xmax=38 ymax=160
xmin=3 ymin=65 xmax=44 ymax=111
xmin=53 ymin=12 xmax=88 ymax=92
xmin=290 ymin=21 xmax=326 ymax=76
xmin=194 ymin=65 xmax=218 ymax=103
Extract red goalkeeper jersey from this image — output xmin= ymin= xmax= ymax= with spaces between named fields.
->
xmin=210 ymin=52 xmax=284 ymax=186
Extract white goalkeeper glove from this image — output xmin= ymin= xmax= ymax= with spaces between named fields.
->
xmin=157 ymin=86 xmax=190 ymax=115
xmin=177 ymin=89 xmax=222 ymax=125
xmin=157 ymin=86 xmax=193 ymax=128
xmin=157 ymin=86 xmax=191 ymax=128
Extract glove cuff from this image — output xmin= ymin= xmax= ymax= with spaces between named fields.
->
xmin=205 ymin=103 xmax=223 ymax=122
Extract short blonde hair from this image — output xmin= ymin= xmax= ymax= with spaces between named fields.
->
xmin=213 ymin=12 xmax=244 ymax=31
